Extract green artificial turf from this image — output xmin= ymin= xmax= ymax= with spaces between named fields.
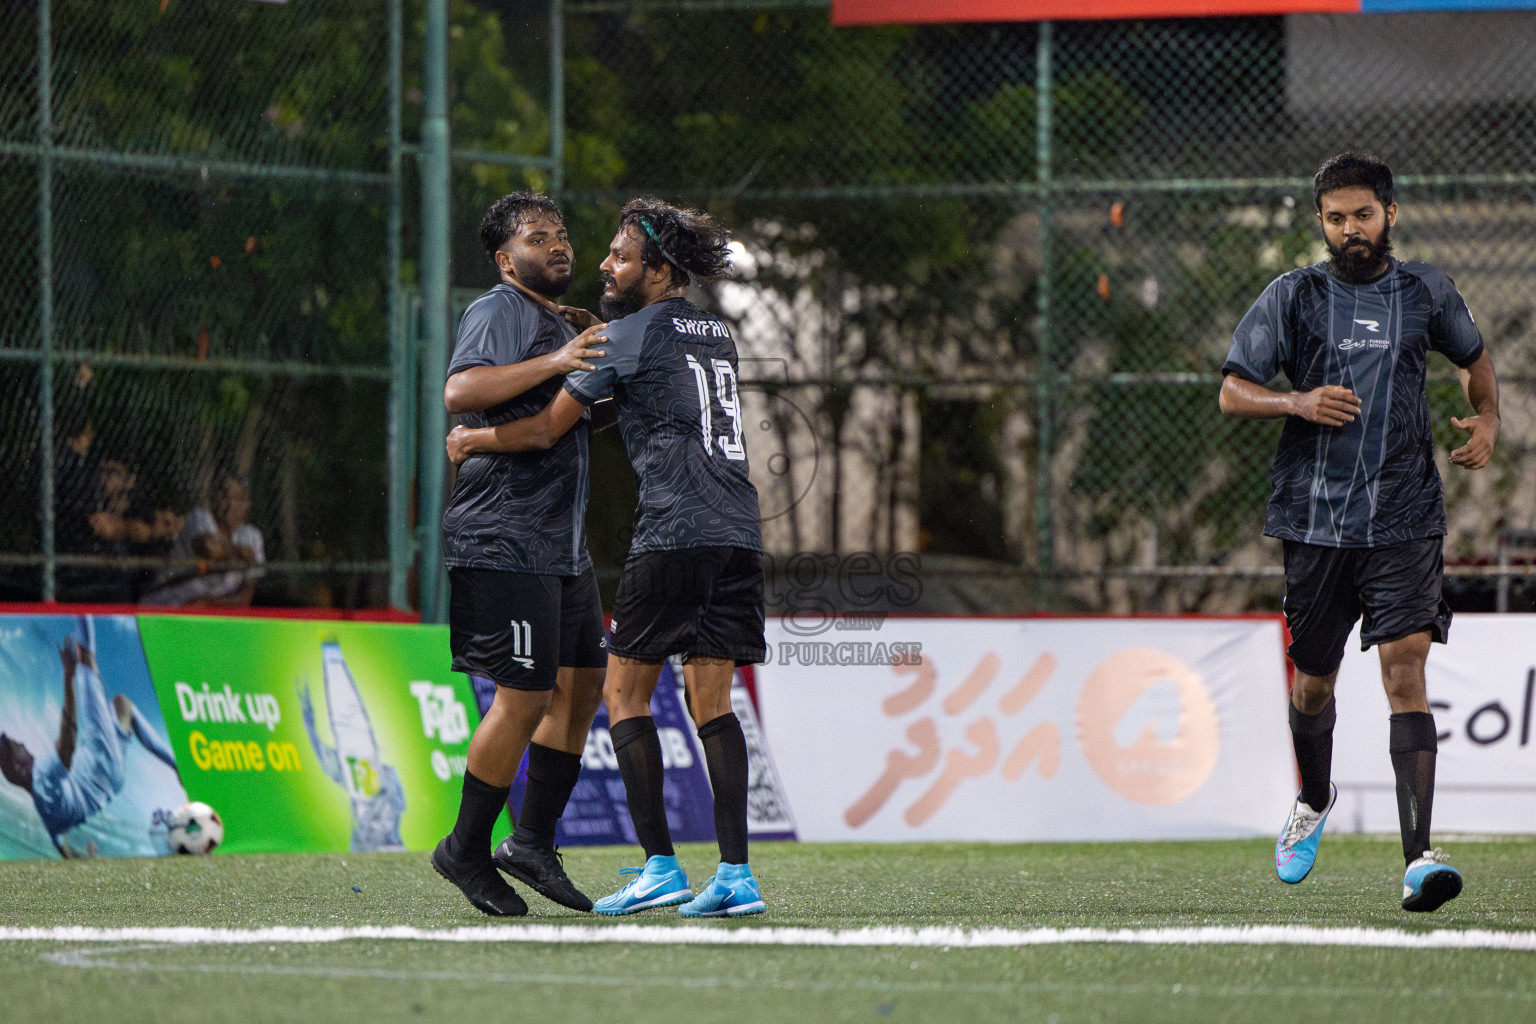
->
xmin=2 ymin=836 xmax=1533 ymax=1023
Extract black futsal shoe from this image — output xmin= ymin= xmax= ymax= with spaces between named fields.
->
xmin=432 ymin=836 xmax=529 ymax=917
xmin=494 ymin=837 xmax=593 ymax=912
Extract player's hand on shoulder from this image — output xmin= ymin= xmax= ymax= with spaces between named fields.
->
xmin=558 ymin=305 xmax=601 ymax=330
xmin=1449 ymin=414 xmax=1498 ymax=470
xmin=551 ymin=323 xmax=608 ymax=374
xmin=1292 ymin=385 xmax=1361 ymax=427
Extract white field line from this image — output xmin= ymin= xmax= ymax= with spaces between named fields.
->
xmin=3 ymin=924 xmax=1536 ymax=951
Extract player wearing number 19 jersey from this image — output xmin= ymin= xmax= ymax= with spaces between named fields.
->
xmin=445 ymin=198 xmax=768 ymax=917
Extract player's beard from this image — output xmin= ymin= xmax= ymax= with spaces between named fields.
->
xmin=599 ymin=272 xmax=647 ymax=320
xmin=511 ymin=252 xmax=572 ymax=299
xmin=1326 ymin=222 xmax=1393 ymax=284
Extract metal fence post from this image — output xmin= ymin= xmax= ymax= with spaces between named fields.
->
xmin=1034 ymin=20 xmax=1054 ymax=590
xmin=37 ymin=0 xmax=55 ymax=602
xmin=417 ymin=0 xmax=452 ymax=623
xmin=387 ymin=0 xmax=412 ymax=611
xmin=551 ymin=0 xmax=566 ymax=194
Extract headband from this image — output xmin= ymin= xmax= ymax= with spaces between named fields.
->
xmin=639 ymin=218 xmax=687 ymax=272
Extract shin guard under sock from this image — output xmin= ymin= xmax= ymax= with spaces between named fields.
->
xmin=1289 ymin=697 xmax=1337 ymax=813
xmin=1389 ymin=711 xmax=1438 ymax=866
xmin=698 ymin=712 xmax=750 ymax=865
xmin=512 ymin=743 xmax=584 ymax=850
xmin=450 ymin=770 xmax=511 ymax=859
xmin=609 ymin=716 xmax=674 ymax=858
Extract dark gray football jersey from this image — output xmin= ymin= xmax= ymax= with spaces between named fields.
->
xmin=563 ymin=297 xmax=762 ymax=554
xmin=442 ymin=285 xmax=592 ymax=575
xmin=1224 ymin=259 xmax=1484 ymax=548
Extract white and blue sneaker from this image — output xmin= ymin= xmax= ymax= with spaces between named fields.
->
xmin=1402 ymin=848 xmax=1463 ymax=913
xmin=1275 ymin=782 xmax=1336 ymax=884
xmin=678 ymin=862 xmax=765 ymax=918
xmin=592 ymin=855 xmax=692 ymax=916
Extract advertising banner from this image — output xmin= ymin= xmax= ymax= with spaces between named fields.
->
xmin=1331 ymin=614 xmax=1536 ymax=834
xmin=831 ymin=0 xmax=1536 ymax=26
xmin=756 ymin=616 xmax=1294 ymax=842
xmin=137 ymin=616 xmax=477 ymax=855
xmin=0 ymin=614 xmax=188 ymax=859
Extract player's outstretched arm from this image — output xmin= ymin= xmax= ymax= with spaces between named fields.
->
xmin=443 ymin=324 xmax=607 ymax=414
xmin=1219 ymin=373 xmax=1361 ymax=426
xmin=53 ymin=639 xmax=80 ymax=768
xmin=446 ymin=389 xmax=590 ymax=463
xmin=1451 ymin=349 xmax=1499 ymax=470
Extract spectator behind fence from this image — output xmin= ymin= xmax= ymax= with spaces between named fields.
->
xmin=55 ymin=451 xmax=182 ymax=604
xmin=140 ymin=473 xmax=265 ymax=608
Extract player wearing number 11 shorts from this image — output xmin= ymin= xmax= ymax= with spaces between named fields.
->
xmin=445 ymin=197 xmax=768 ymax=918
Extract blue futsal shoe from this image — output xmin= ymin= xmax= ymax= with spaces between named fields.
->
xmin=592 ymin=855 xmax=692 ymax=916
xmin=678 ymin=862 xmax=765 ymax=918
xmin=1402 ymin=848 xmax=1463 ymax=913
xmin=1274 ymin=782 xmax=1336 ymax=884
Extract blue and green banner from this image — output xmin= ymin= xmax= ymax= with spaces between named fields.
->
xmin=0 ymin=610 xmax=795 ymax=859
xmin=0 ymin=612 xmax=478 ymax=859
xmin=136 ymin=615 xmax=477 ymax=855
xmin=0 ymin=614 xmax=187 ymax=859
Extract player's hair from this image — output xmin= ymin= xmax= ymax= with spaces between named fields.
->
xmin=479 ymin=190 xmax=563 ymax=260
xmin=1313 ymin=152 xmax=1394 ymax=212
xmin=618 ymin=197 xmax=732 ymax=289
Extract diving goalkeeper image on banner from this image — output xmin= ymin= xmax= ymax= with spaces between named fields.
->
xmin=137 ymin=616 xmax=476 ymax=854
xmin=0 ymin=614 xmax=187 ymax=860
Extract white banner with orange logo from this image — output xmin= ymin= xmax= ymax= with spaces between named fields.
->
xmin=1330 ymin=614 xmax=1536 ymax=834
xmin=755 ymin=617 xmax=1294 ymax=842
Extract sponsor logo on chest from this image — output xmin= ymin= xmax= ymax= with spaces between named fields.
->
xmin=1338 ymin=317 xmax=1389 ymax=351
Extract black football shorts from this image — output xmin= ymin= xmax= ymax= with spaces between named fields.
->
xmin=448 ymin=565 xmax=607 ymax=690
xmin=610 ymin=546 xmax=767 ymax=666
xmin=1282 ymin=537 xmax=1452 ymax=677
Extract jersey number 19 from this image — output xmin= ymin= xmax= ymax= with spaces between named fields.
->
xmin=684 ymin=354 xmax=746 ymax=461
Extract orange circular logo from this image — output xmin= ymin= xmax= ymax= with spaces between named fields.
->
xmin=1076 ymin=649 xmax=1220 ymax=805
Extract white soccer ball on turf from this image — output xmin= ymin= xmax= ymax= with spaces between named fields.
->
xmin=167 ymin=801 xmax=224 ymax=855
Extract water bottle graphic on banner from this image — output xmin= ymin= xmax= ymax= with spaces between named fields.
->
xmin=300 ymin=634 xmax=407 ymax=852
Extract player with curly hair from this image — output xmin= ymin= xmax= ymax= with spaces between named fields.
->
xmin=447 ymin=198 xmax=767 ymax=918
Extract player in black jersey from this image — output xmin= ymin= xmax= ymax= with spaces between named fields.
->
xmin=431 ymin=191 xmax=614 ymax=918
xmin=447 ymin=199 xmax=768 ymax=917
xmin=1220 ymin=153 xmax=1500 ymax=911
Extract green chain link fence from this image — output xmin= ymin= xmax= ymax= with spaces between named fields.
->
xmin=2 ymin=0 xmax=407 ymax=607
xmin=551 ymin=3 xmax=1536 ymax=614
xmin=5 ymin=0 xmax=1535 ymax=614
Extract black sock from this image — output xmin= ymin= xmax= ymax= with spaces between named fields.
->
xmin=609 ymin=716 xmax=674 ymax=858
xmin=512 ymin=742 xmax=584 ymax=850
xmin=1289 ymin=697 xmax=1336 ymax=813
xmin=1389 ymin=711 xmax=1438 ymax=866
xmin=698 ymin=712 xmax=749 ymax=865
xmin=450 ymin=770 xmax=511 ymax=860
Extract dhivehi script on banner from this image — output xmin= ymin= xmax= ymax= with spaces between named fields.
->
xmin=755 ymin=617 xmax=1294 ymax=842
xmin=1331 ymin=613 xmax=1536 ymax=834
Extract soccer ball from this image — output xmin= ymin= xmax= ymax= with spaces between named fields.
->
xmin=166 ymin=802 xmax=224 ymax=855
